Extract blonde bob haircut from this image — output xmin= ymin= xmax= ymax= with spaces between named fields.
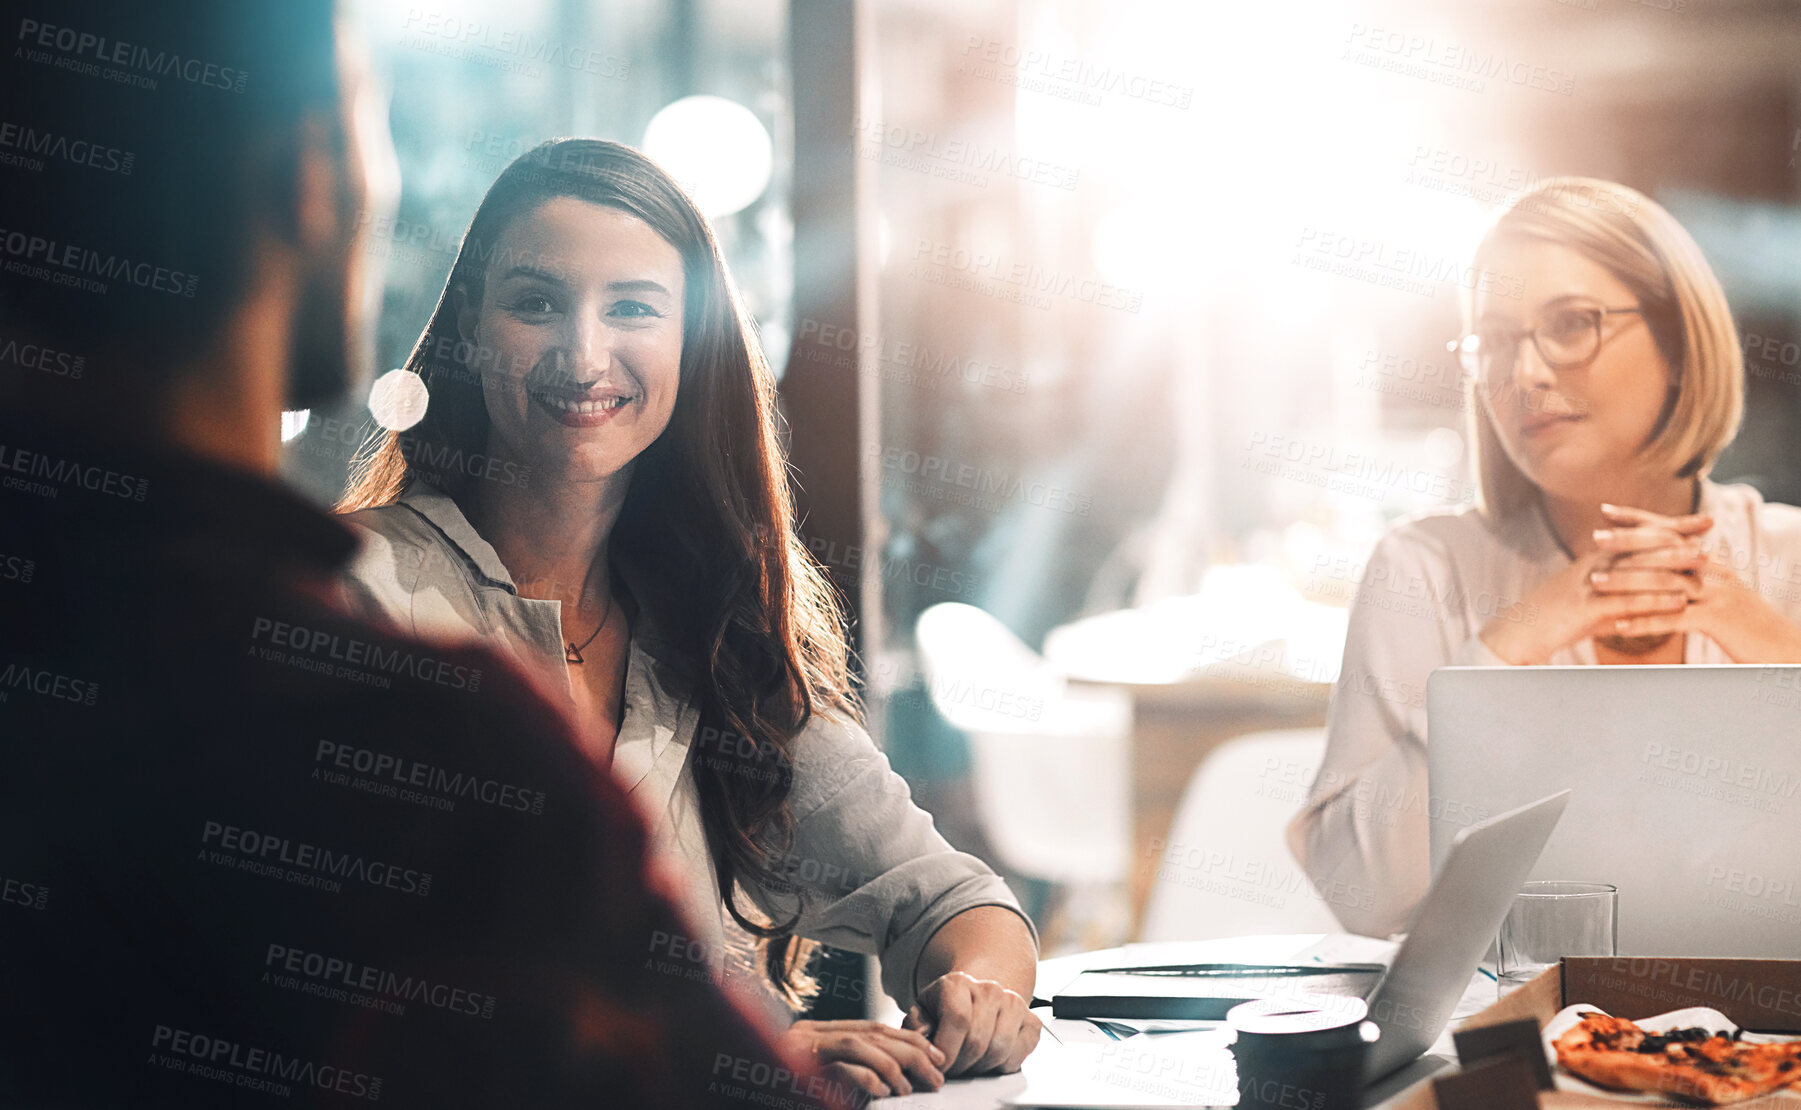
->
xmin=1464 ymin=177 xmax=1743 ymax=520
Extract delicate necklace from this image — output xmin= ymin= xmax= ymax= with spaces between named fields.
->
xmin=565 ymin=591 xmax=615 ymax=665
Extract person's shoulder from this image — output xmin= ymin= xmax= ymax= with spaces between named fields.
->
xmin=239 ymin=584 xmax=556 ymax=741
xmin=251 ymin=593 xmax=643 ymax=849
xmin=790 ymin=707 xmax=876 ymax=760
xmin=337 ymin=490 xmax=480 ymax=624
xmin=1367 ymin=504 xmax=1500 ymax=566
xmin=1713 ymin=481 xmax=1801 ymax=523
xmin=1712 ymin=481 xmax=1801 ymax=551
xmin=1760 ymin=499 xmax=1801 ymax=542
xmin=341 ymin=497 xmax=439 ymax=555
xmin=784 ymin=708 xmax=889 ymax=819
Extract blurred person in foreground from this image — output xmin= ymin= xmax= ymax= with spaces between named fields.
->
xmin=333 ymin=138 xmax=1041 ymax=1099
xmin=1290 ymin=178 xmax=1801 ymax=938
xmin=0 ymin=2 xmax=846 ymax=1106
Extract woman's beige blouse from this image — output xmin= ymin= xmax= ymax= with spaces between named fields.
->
xmin=1288 ymin=480 xmax=1801 ymax=938
xmin=338 ymin=483 xmax=1034 ymax=1011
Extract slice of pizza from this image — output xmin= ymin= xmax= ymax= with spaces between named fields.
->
xmin=1554 ymin=1012 xmax=1801 ymax=1106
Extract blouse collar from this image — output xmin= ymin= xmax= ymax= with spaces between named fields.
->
xmin=391 ymin=480 xmax=701 ymax=795
xmin=396 ymin=479 xmax=519 ymax=590
xmin=1515 ymin=478 xmax=1720 ymax=567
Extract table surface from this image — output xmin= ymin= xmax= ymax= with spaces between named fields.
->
xmin=1041 ymin=568 xmax=1349 ymax=690
xmin=876 ymin=934 xmax=1494 ymax=1109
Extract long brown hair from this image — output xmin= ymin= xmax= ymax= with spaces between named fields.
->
xmin=339 ymin=139 xmax=859 ymax=1006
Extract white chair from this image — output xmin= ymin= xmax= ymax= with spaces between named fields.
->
xmin=1138 ymin=727 xmax=1342 ymax=942
xmin=914 ymin=603 xmax=1134 ymax=948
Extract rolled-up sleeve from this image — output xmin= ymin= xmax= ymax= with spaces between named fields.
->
xmin=743 ymin=714 xmax=1036 ymax=1010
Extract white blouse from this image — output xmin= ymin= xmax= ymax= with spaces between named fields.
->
xmin=337 ymin=482 xmax=1033 ymax=1011
xmin=1287 ymin=479 xmax=1801 ymax=938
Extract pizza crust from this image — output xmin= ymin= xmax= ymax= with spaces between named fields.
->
xmin=1553 ymin=1013 xmax=1801 ymax=1106
xmin=1559 ymin=1048 xmax=1748 ymax=1104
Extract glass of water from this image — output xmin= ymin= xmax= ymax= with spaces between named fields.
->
xmin=1497 ymin=881 xmax=1618 ymax=997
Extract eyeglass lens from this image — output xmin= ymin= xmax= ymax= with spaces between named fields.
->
xmin=1464 ymin=308 xmax=1604 ymax=384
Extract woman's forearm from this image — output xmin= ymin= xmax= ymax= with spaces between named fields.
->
xmin=913 ymin=905 xmax=1038 ymax=999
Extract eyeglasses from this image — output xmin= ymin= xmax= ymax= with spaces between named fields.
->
xmin=1448 ymin=305 xmax=1644 ymax=390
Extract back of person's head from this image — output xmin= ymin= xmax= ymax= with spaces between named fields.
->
xmin=0 ymin=0 xmax=361 ymax=412
xmin=1464 ymin=177 xmax=1743 ymax=518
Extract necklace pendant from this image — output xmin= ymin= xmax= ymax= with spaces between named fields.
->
xmin=564 ymin=589 xmax=613 ymax=666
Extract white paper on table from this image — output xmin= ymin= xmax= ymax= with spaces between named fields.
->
xmin=1291 ymin=934 xmax=1400 ymax=967
xmin=1541 ymin=1005 xmax=1801 ymax=1104
xmin=1003 ymin=1029 xmax=1239 ymax=1109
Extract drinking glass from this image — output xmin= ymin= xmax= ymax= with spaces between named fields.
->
xmin=1496 ymin=881 xmax=1618 ymax=997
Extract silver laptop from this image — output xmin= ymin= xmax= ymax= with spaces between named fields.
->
xmin=1429 ymin=665 xmax=1801 ymax=959
xmin=1361 ymin=789 xmax=1567 ymax=1079
xmin=1010 ymin=790 xmax=1568 ymax=1108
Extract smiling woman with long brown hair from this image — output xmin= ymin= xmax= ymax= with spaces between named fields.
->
xmin=1288 ymin=177 xmax=1801 ymax=940
xmin=336 ymin=139 xmax=1040 ymax=1098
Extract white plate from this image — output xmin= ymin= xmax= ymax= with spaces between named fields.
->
xmin=1542 ymin=1005 xmax=1801 ymax=1104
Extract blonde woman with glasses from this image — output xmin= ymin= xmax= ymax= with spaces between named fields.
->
xmin=1290 ymin=178 xmax=1801 ymax=938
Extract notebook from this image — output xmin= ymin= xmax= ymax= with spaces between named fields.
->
xmin=1049 ymin=963 xmax=1387 ymax=1021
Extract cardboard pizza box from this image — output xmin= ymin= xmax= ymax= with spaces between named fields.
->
xmin=1388 ymin=957 xmax=1801 ymax=1110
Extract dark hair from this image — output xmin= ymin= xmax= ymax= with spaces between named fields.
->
xmin=339 ymin=139 xmax=860 ymax=1006
xmin=0 ymin=0 xmax=341 ymax=386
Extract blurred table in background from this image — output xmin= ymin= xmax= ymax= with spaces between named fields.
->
xmin=1044 ymin=565 xmax=1347 ymax=933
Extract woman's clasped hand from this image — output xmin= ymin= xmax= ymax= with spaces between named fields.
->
xmin=1482 ymin=503 xmax=1801 ymax=665
xmin=1480 ymin=503 xmax=1706 ymax=665
xmin=1595 ymin=504 xmax=1801 ymax=663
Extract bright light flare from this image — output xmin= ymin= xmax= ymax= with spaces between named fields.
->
xmin=280 ymin=410 xmax=310 ymax=443
xmin=369 ymin=369 xmax=429 ymax=432
xmin=642 ymin=96 xmax=774 ymax=219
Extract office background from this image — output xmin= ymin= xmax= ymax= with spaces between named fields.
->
xmin=279 ymin=0 xmax=1801 ymax=995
